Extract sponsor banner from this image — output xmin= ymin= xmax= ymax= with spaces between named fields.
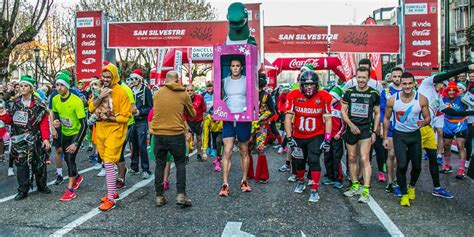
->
xmin=108 ymin=4 xmax=261 ymax=49
xmin=271 ymin=57 xmax=347 ymax=81
xmin=264 ymin=26 xmax=329 ymax=53
xmin=363 ymin=17 xmax=383 ymax=80
xmin=174 ymin=50 xmax=183 ymax=76
xmin=156 ymin=48 xmax=167 ymax=73
xmin=76 ymin=11 xmax=103 ymax=82
xmin=404 ymin=0 xmax=439 ymax=76
xmin=190 ymin=47 xmax=213 ymax=61
xmin=338 ymin=53 xmax=356 ymax=79
xmin=331 ymin=25 xmax=400 ymax=53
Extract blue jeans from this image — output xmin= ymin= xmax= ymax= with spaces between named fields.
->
xmin=130 ymin=122 xmax=150 ymax=173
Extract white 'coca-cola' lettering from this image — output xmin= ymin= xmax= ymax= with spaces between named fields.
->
xmin=289 ymin=58 xmax=319 ymax=69
xmin=412 ymin=29 xmax=430 ymax=37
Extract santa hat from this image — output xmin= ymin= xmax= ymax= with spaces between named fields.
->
xmin=130 ymin=69 xmax=143 ymax=80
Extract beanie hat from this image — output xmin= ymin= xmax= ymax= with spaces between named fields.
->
xmin=20 ymin=75 xmax=36 ymax=88
xmin=55 ymin=72 xmax=71 ymax=89
xmin=300 ymin=64 xmax=314 ymax=72
xmin=130 ymin=69 xmax=143 ymax=80
xmin=457 ymin=82 xmax=467 ymax=91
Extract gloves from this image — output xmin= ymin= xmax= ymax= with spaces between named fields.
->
xmin=287 ymin=137 xmax=298 ymax=150
xmin=320 ymin=140 xmax=330 ymax=153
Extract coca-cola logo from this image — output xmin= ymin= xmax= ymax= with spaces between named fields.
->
xmin=412 ymin=29 xmax=430 ymax=37
xmin=289 ymin=58 xmax=319 ymax=69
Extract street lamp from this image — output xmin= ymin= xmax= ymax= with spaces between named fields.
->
xmin=34 ymin=46 xmax=40 ymax=85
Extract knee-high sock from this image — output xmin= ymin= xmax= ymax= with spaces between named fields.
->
xmin=247 ymin=154 xmax=254 ymax=179
xmin=311 ymin=171 xmax=321 ymax=190
xmin=104 ymin=162 xmax=117 ymax=201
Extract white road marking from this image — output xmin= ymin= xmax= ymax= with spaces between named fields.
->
xmin=340 ymin=161 xmax=404 ymax=237
xmin=0 ymin=149 xmax=139 ymax=204
xmin=50 ymin=163 xmax=175 ymax=236
xmin=221 ymin=222 xmax=255 ymax=237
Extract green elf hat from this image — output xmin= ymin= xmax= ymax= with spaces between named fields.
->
xmin=300 ymin=64 xmax=314 ymax=72
xmin=457 ymin=82 xmax=467 ymax=91
xmin=19 ymin=75 xmax=36 ymax=88
xmin=55 ymin=71 xmax=71 ymax=89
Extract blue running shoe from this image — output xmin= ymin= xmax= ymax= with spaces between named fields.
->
xmin=88 ymin=154 xmax=97 ymax=163
xmin=436 ymin=155 xmax=443 ymax=165
xmin=210 ymin=149 xmax=217 ymax=157
xmin=432 ymin=187 xmax=454 ymax=199
xmin=333 ymin=181 xmax=343 ymax=189
xmin=393 ymin=185 xmax=402 ymax=197
xmin=322 ymin=178 xmax=334 ymax=185
xmin=206 ymin=148 xmax=212 ymax=156
xmin=423 ymin=153 xmax=428 ymax=160
xmin=308 ymin=189 xmax=320 ymax=203
xmin=294 ymin=182 xmax=306 ymax=193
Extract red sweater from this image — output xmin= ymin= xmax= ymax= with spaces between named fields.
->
xmin=185 ymin=94 xmax=206 ymax=122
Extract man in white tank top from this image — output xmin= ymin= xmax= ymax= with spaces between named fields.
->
xmin=383 ymin=72 xmax=431 ymax=207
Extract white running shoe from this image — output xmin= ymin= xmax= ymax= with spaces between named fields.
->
xmin=97 ymin=168 xmax=106 ymax=177
xmin=277 ymin=147 xmax=284 ymax=154
xmin=94 ymin=163 xmax=102 ymax=170
xmin=465 ymin=160 xmax=470 ymax=169
xmin=8 ymin=167 xmax=14 ymax=177
xmin=287 ymin=174 xmax=297 ymax=182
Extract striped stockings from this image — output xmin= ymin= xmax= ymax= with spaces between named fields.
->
xmin=104 ymin=162 xmax=117 ymax=201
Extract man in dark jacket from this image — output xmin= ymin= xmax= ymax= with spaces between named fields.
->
xmin=129 ymin=69 xmax=153 ymax=179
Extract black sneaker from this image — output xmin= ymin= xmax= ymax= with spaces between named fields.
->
xmin=197 ymin=154 xmax=203 ymax=162
xmin=37 ymin=187 xmax=52 ymax=194
xmin=55 ymin=175 xmax=64 ymax=185
xmin=385 ymin=182 xmax=393 ymax=193
xmin=14 ymin=192 xmax=28 ymax=201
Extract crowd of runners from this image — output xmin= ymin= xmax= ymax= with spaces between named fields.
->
xmin=0 ymin=57 xmax=473 ymax=211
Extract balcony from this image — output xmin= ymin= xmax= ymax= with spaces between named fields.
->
xmin=457 ymin=31 xmax=468 ymax=45
xmin=454 ymin=0 xmax=470 ymax=8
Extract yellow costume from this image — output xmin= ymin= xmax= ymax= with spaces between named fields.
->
xmin=88 ymin=64 xmax=131 ymax=163
xmin=201 ymin=114 xmax=223 ymax=151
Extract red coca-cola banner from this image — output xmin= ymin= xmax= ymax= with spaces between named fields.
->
xmin=337 ymin=53 xmax=356 ymax=79
xmin=76 ymin=11 xmax=103 ymax=82
xmin=331 ymin=25 xmax=400 ymax=53
xmin=264 ymin=26 xmax=329 ymax=53
xmin=404 ymin=0 xmax=439 ymax=78
xmin=271 ymin=57 xmax=346 ymax=81
xmin=246 ymin=3 xmax=262 ymax=48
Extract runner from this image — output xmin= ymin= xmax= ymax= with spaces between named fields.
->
xmin=416 ymin=63 xmax=474 ymax=199
xmin=285 ymin=70 xmax=332 ymax=202
xmin=342 ymin=67 xmax=380 ymax=204
xmin=51 ymin=72 xmax=87 ymax=201
xmin=321 ymin=80 xmax=345 ymax=189
xmin=379 ymin=67 xmax=403 ymax=195
xmin=184 ymin=84 xmax=206 ymax=161
xmin=218 ymin=58 xmax=252 ymax=197
xmin=0 ymin=75 xmax=51 ymax=200
xmin=89 ymin=63 xmax=131 ymax=211
xmin=383 ymin=72 xmax=431 ymax=207
xmin=440 ymin=82 xmax=468 ymax=179
xmin=201 ymin=106 xmax=223 ymax=172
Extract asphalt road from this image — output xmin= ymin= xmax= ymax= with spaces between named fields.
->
xmin=0 ymin=145 xmax=472 ymax=236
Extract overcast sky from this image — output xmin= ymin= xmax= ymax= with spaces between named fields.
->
xmin=210 ymin=0 xmax=399 ymax=25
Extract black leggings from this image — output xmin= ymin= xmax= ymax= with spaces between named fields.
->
xmin=61 ymin=135 xmax=82 ymax=177
xmin=370 ymin=135 xmax=387 ymax=172
xmin=465 ymin=124 xmax=473 ymax=161
xmin=211 ymin=132 xmax=223 ymax=156
xmin=425 ymin=148 xmax=441 ymax=188
xmin=294 ymin=136 xmax=323 ymax=171
xmin=393 ymin=130 xmax=422 ymax=195
xmin=324 ymin=138 xmax=344 ymax=182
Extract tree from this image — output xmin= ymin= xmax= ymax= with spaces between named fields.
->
xmin=0 ymin=0 xmax=54 ymax=84
xmin=75 ymin=0 xmax=216 ymax=81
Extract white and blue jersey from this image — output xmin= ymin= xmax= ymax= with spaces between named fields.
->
xmin=381 ymin=86 xmax=401 ymax=137
xmin=392 ymin=91 xmax=422 ymax=133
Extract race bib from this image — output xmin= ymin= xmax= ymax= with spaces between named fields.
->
xmin=60 ymin=117 xmax=72 ymax=128
xmin=350 ymin=103 xmax=369 ymax=117
xmin=12 ymin=111 xmax=28 ymax=126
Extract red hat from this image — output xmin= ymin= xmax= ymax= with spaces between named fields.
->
xmin=130 ymin=69 xmax=143 ymax=80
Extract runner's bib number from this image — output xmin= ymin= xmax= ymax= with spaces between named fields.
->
xmin=60 ymin=118 xmax=72 ymax=128
xmin=351 ymin=103 xmax=369 ymax=117
xmin=13 ymin=111 xmax=28 ymax=126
